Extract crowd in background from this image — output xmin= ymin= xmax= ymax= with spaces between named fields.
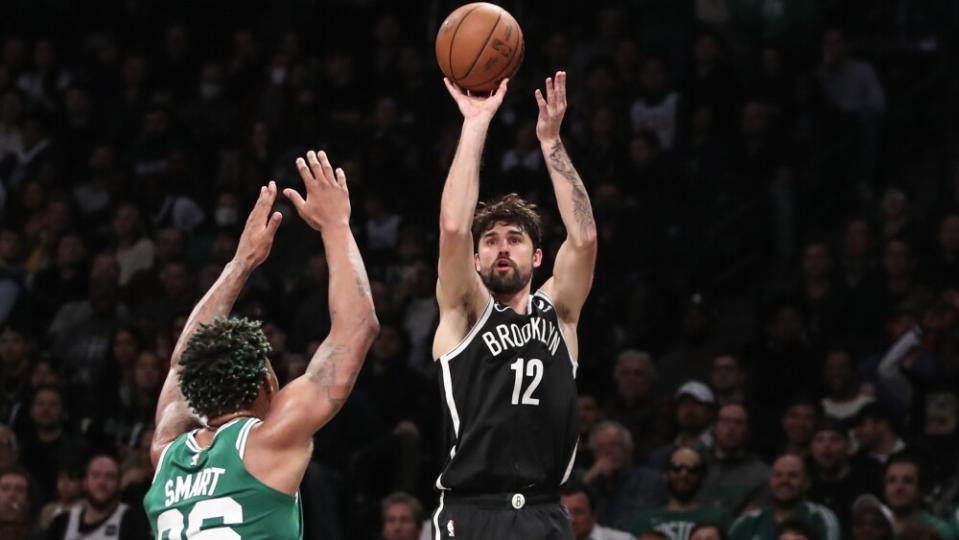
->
xmin=0 ymin=0 xmax=958 ymax=539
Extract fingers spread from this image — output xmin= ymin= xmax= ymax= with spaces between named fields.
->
xmin=283 ymin=187 xmax=306 ymax=212
xmin=296 ymin=157 xmax=314 ymax=185
xmin=318 ymin=150 xmax=336 ymax=186
xmin=545 ymin=77 xmax=554 ymax=103
xmin=556 ymin=71 xmax=567 ymax=105
xmin=534 ymin=88 xmax=547 ymax=109
xmin=306 ymin=151 xmax=326 ymax=186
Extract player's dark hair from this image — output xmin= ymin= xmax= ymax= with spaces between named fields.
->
xmin=178 ymin=317 xmax=271 ymax=419
xmin=472 ymin=193 xmax=542 ymax=249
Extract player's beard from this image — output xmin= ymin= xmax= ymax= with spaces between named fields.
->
xmin=481 ymin=260 xmax=531 ymax=295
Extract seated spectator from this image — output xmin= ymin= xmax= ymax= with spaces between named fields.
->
xmin=45 ymin=454 xmax=149 ymax=540
xmin=646 ymin=381 xmax=716 ymax=470
xmin=698 ymin=403 xmax=770 ymax=515
xmin=0 ymin=498 xmax=31 ymax=540
xmin=808 ymin=418 xmax=877 ymax=531
xmin=882 ymin=453 xmax=957 ymax=540
xmin=709 ymin=353 xmax=749 ymax=407
xmin=852 ymin=403 xmax=907 ymax=478
xmin=0 ymin=466 xmax=31 ymax=519
xmin=561 ymin=480 xmax=636 ymax=540
xmin=576 ymin=392 xmax=607 ymax=469
xmin=381 ymin=491 xmax=423 ymax=540
xmin=18 ymin=386 xmax=89 ymax=503
xmin=604 ymin=350 xmax=671 ymax=461
xmin=776 ymin=398 xmax=821 ymax=460
xmin=730 ymin=454 xmax=840 ymax=540
xmin=581 ymin=421 xmax=665 ymax=530
xmin=630 ymin=447 xmax=731 ymax=540
xmin=37 ymin=462 xmax=84 ymax=530
xmin=850 ymin=494 xmax=895 ymax=540
xmin=820 ymin=347 xmax=873 ymax=422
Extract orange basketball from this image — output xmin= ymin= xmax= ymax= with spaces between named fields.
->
xmin=435 ymin=2 xmax=524 ymax=93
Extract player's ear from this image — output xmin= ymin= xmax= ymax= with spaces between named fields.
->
xmin=532 ymin=247 xmax=543 ymax=268
xmin=474 ymin=252 xmax=482 ymax=272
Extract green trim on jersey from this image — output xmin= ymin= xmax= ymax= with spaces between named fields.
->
xmin=729 ymin=501 xmax=840 ymax=540
xmin=144 ymin=417 xmax=303 ymax=539
xmin=630 ymin=504 xmax=732 ymax=540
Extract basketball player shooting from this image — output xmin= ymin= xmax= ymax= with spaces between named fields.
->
xmin=432 ymin=71 xmax=597 ymax=539
xmin=143 ymin=151 xmax=378 ymax=539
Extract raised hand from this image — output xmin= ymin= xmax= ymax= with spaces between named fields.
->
xmin=443 ymin=77 xmax=509 ymax=122
xmin=234 ymin=181 xmax=283 ymax=268
xmin=284 ymin=150 xmax=351 ymax=232
xmin=534 ymin=71 xmax=567 ymax=144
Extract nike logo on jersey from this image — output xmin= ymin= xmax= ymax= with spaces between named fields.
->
xmin=482 ymin=316 xmax=561 ymax=357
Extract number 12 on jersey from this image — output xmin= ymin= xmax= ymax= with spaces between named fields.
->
xmin=510 ymin=357 xmax=543 ymax=406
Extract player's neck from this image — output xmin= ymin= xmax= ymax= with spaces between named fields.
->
xmin=491 ymin=287 xmax=532 ymax=314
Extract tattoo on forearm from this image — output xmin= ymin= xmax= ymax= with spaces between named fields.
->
xmin=548 ymin=140 xmax=595 ymax=233
xmin=306 ymin=342 xmax=357 ymax=412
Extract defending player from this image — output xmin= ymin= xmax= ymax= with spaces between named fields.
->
xmin=143 ymin=151 xmax=378 ymax=539
xmin=432 ymin=71 xmax=597 ymax=538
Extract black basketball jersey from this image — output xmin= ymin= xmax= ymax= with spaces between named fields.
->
xmin=435 ymin=290 xmax=578 ymax=494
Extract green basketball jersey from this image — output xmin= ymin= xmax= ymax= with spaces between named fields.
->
xmin=630 ymin=505 xmax=732 ymax=540
xmin=143 ymin=417 xmax=303 ymax=539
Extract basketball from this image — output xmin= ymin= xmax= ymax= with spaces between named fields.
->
xmin=435 ymin=2 xmax=524 ymax=93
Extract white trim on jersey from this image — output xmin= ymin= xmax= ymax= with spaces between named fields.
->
xmin=560 ymin=440 xmax=578 ymax=485
xmin=434 ymin=446 xmax=457 ymax=490
xmin=237 ymin=417 xmax=261 ymax=459
xmin=534 ymin=290 xmax=578 ymax=376
xmin=438 ymin=297 xmax=495 ymax=362
xmin=151 ymin=442 xmax=173 ymax=485
xmin=432 ymin=491 xmax=446 ymax=540
xmin=439 ymin=359 xmax=461 ymax=436
xmin=185 ymin=431 xmax=201 ymax=452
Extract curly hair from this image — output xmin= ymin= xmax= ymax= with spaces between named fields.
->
xmin=177 ymin=317 xmax=270 ymax=420
xmin=472 ymin=193 xmax=542 ymax=249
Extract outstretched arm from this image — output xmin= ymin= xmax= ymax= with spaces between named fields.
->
xmin=151 ymin=182 xmax=283 ymax=465
xmin=258 ymin=150 xmax=378 ymax=448
xmin=536 ymin=72 xmax=597 ymax=323
xmin=436 ymin=78 xmax=509 ymax=314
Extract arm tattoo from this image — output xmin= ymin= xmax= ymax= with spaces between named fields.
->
xmin=548 ymin=140 xmax=595 ymax=233
xmin=306 ymin=342 xmax=356 ymax=412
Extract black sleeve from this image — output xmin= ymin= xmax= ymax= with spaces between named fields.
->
xmin=44 ymin=513 xmax=68 ymax=540
xmin=119 ymin=505 xmax=152 ymax=540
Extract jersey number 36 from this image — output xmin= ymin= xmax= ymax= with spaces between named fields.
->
xmin=156 ymin=496 xmax=242 ymax=539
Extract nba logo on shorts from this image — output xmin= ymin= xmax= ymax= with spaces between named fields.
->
xmin=446 ymin=519 xmax=455 ymax=537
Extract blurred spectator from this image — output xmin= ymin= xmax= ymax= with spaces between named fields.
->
xmin=646 ymin=381 xmax=716 ymax=470
xmin=109 ymin=202 xmax=155 ymax=287
xmin=777 ymin=398 xmax=821 ymax=460
xmin=689 ymin=523 xmax=728 ymax=540
xmin=630 ymin=447 xmax=731 ymax=539
xmin=381 ymin=491 xmax=423 ymax=540
xmin=604 ymin=350 xmax=671 ymax=462
xmin=581 ymin=421 xmax=666 ymax=530
xmin=0 ymin=466 xmax=31 ymax=517
xmin=45 ymin=454 xmax=149 ymax=539
xmin=709 ymin=353 xmax=749 ymax=407
xmin=630 ymin=56 xmax=679 ymax=149
xmin=820 ymin=347 xmax=873 ymax=422
xmin=576 ymin=393 xmax=606 ymax=469
xmin=729 ymin=454 xmax=840 ymax=540
xmin=18 ymin=386 xmax=87 ymax=503
xmin=850 ymin=494 xmax=895 ymax=540
xmin=818 ymin=29 xmax=886 ymax=117
xmin=37 ymin=462 xmax=83 ymax=530
xmin=882 ymin=453 xmax=957 ymax=539
xmin=808 ymin=418 xmax=878 ymax=531
xmin=776 ymin=518 xmax=817 ymax=540
xmin=852 ymin=404 xmax=907 ymax=479
xmin=698 ymin=403 xmax=770 ymax=515
xmin=560 ymin=480 xmax=636 ymax=540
